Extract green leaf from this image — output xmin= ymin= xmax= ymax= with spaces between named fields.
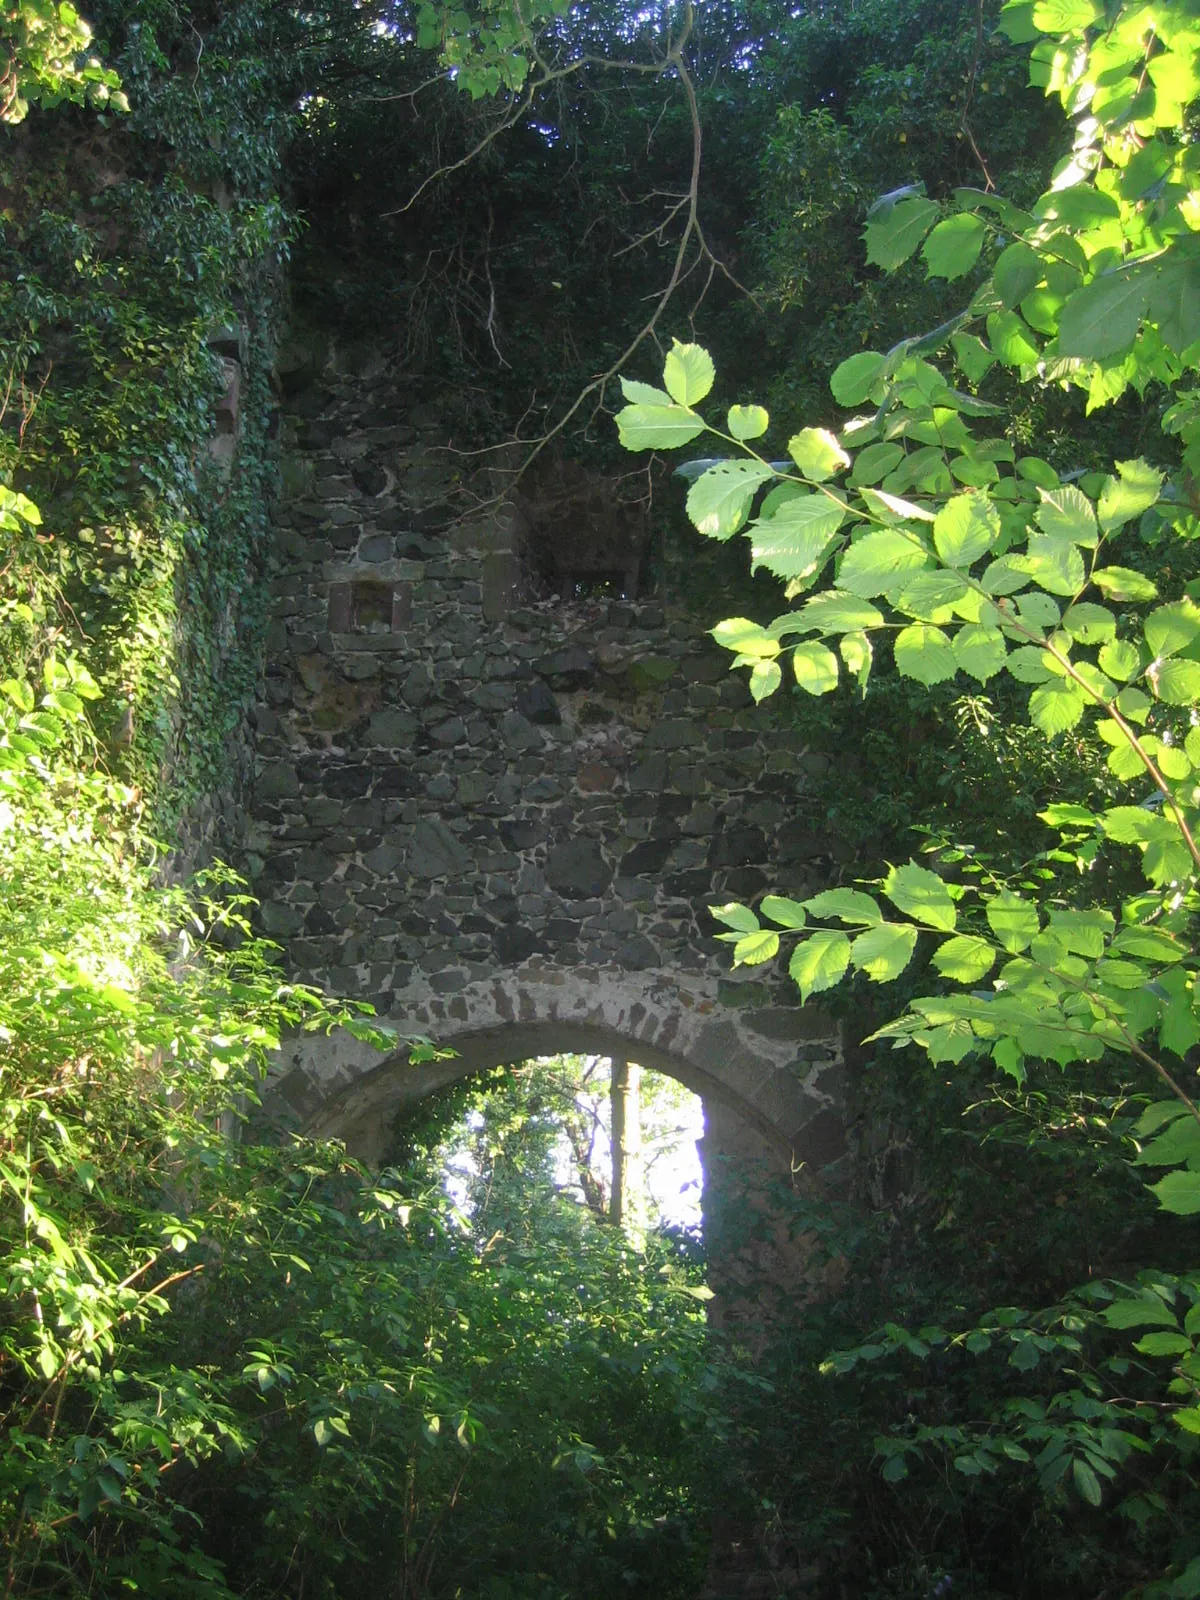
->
xmin=1025 ymin=534 xmax=1085 ymax=596
xmin=1097 ymin=459 xmax=1163 ymax=533
xmin=1097 ymin=638 xmax=1140 ymax=680
xmin=951 ymin=332 xmax=996 ymax=384
xmin=838 ymin=529 xmax=928 ymax=598
xmin=750 ymin=496 xmax=847 ymax=581
xmin=663 ymin=341 xmax=715 ymax=406
xmin=1151 ymin=1171 xmax=1200 ymax=1214
xmin=790 ymin=641 xmax=840 ymax=694
xmin=620 ymin=378 xmax=672 ymax=405
xmin=803 ymin=888 xmax=883 ymax=926
xmin=1099 ymin=807 xmax=1178 ymax=845
xmin=797 ymin=591 xmax=885 ymax=633
xmin=933 ymin=491 xmax=1000 ymax=567
xmin=788 ymin=929 xmax=852 ymax=1001
xmin=933 ymin=935 xmax=996 ymax=982
xmin=894 ymin=624 xmax=957 ymax=685
xmin=760 ymin=895 xmax=807 ymax=928
xmin=850 ymin=922 xmax=919 ymax=982
xmin=1031 ymin=0 xmax=1102 ymax=26
xmin=830 ymin=351 xmax=886 ymax=406
xmin=1134 ymin=1331 xmax=1194 ymax=1356
xmin=1072 ymin=1457 xmax=1103 ymax=1507
xmin=711 ymin=618 xmax=779 ymax=657
xmin=1036 ymin=485 xmax=1097 ymax=547
xmin=884 ymin=863 xmax=957 ymax=930
xmin=986 ymin=890 xmax=1039 ymax=952
xmin=1092 ymin=567 xmax=1158 ymax=602
xmin=749 ymin=660 xmax=782 ymax=701
xmin=616 ymin=403 xmax=705 ymax=451
xmin=1057 ymin=265 xmax=1153 ymax=359
xmin=1145 ymin=601 xmax=1200 ymax=660
xmin=993 ymin=241 xmax=1044 ymax=309
xmin=1148 ymin=658 xmax=1200 ymax=705
xmin=987 ymin=309 xmax=1040 ymax=367
xmin=922 ymin=213 xmax=987 ymax=280
xmin=1029 ymin=680 xmax=1088 ymax=736
xmin=710 ymin=902 xmax=760 ymax=932
xmin=865 ymin=196 xmax=941 ymax=271
xmin=1062 ymin=603 xmax=1115 ymax=644
xmin=788 ymin=427 xmax=850 ymax=481
xmin=687 ymin=461 xmax=775 ymax=540
xmin=1103 ymin=1294 xmax=1179 ymax=1329
xmin=727 ymin=404 xmax=769 ymax=441
xmin=733 ymin=929 xmax=780 ymax=966
xmin=954 ymin=624 xmax=1008 ymax=682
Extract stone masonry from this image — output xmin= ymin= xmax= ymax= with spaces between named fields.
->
xmin=249 ymin=347 xmax=849 ymax=1259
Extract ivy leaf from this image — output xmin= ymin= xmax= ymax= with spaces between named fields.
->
xmin=788 ymin=930 xmax=852 ymax=1001
xmin=663 ymin=341 xmax=715 ymax=406
xmin=894 ymin=624 xmax=957 ymax=685
xmin=727 ymin=404 xmax=769 ymax=441
xmin=788 ymin=427 xmax=850 ymax=481
xmin=864 ymin=195 xmax=941 ymax=271
xmin=850 ymin=922 xmax=919 ymax=982
xmin=922 ymin=213 xmax=987 ymax=280
xmin=933 ymin=935 xmax=996 ymax=982
xmin=686 ymin=461 xmax=775 ymax=540
xmin=884 ymin=862 xmax=956 ymax=931
xmin=790 ymin=641 xmax=840 ymax=694
xmin=616 ymin=403 xmax=705 ymax=451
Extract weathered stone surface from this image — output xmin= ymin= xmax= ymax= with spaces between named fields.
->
xmin=516 ymin=680 xmax=560 ymax=724
xmin=534 ymin=645 xmax=594 ymax=689
xmin=494 ymin=924 xmax=540 ymax=964
xmin=545 ymin=840 xmax=612 ymax=896
xmin=408 ymin=818 xmax=471 ymax=879
xmin=501 ymin=711 xmax=542 ymax=752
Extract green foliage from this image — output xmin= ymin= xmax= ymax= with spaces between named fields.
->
xmin=617 ymin=0 xmax=1200 ymax=1576
xmin=0 ymin=0 xmax=126 ymax=124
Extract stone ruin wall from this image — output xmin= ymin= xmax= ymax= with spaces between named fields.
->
xmin=247 ymin=346 xmax=851 ymax=1279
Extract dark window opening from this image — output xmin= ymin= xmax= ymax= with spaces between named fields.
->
xmin=328 ymin=579 xmax=411 ymax=633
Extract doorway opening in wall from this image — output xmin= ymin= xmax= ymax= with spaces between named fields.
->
xmin=370 ymin=1054 xmax=720 ymax=1600
xmin=435 ymin=1054 xmax=706 ymax=1239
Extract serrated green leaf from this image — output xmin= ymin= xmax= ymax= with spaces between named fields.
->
xmin=687 ymin=460 xmax=775 ymax=540
xmin=1098 ymin=458 xmax=1163 ymax=533
xmin=986 ymin=890 xmax=1039 ymax=952
xmin=616 ymin=403 xmax=705 ymax=451
xmin=663 ymin=341 xmax=715 ymax=406
xmin=932 ymin=935 xmax=996 ymax=982
xmin=791 ymin=640 xmax=840 ymax=694
xmin=750 ymin=495 xmax=847 ymax=581
xmin=711 ymin=618 xmax=779 ymax=657
xmin=933 ymin=491 xmax=1000 ymax=567
xmin=884 ymin=862 xmax=957 ymax=930
xmin=620 ymin=377 xmax=672 ymax=405
xmin=1092 ymin=566 xmax=1158 ymax=602
xmin=1025 ymin=534 xmax=1085 ymax=596
xmin=1029 ymin=680 xmax=1088 ymax=735
xmin=838 ymin=529 xmax=928 ymax=597
xmin=710 ymin=901 xmax=760 ymax=932
xmin=727 ymin=403 xmax=769 ymax=441
xmin=1151 ymin=1170 xmax=1200 ymax=1214
xmin=830 ymin=351 xmax=886 ymax=406
xmin=788 ymin=929 xmax=852 ymax=1001
xmin=789 ymin=427 xmax=850 ymax=481
xmin=850 ymin=922 xmax=919 ymax=982
xmin=951 ymin=332 xmax=996 ymax=384
xmin=993 ymin=241 xmax=1043 ymax=309
xmin=733 ymin=929 xmax=780 ymax=966
xmin=954 ymin=624 xmax=1008 ymax=682
xmin=1096 ymin=638 xmax=1140 ymax=680
xmin=1148 ymin=657 xmax=1200 ymax=706
xmin=804 ymin=888 xmax=883 ymax=926
xmin=1058 ymin=265 xmax=1153 ymax=359
xmin=1062 ymin=603 xmax=1115 ymax=644
xmin=1145 ymin=600 xmax=1200 ymax=660
xmin=749 ymin=659 xmax=782 ymax=701
xmin=894 ymin=624 xmax=957 ymax=685
xmin=865 ymin=195 xmax=941 ymax=271
xmin=922 ymin=212 xmax=987 ymax=280
xmin=760 ymin=895 xmax=807 ymax=929
xmin=1036 ymin=485 xmax=1098 ymax=547
xmin=798 ymin=591 xmax=885 ymax=633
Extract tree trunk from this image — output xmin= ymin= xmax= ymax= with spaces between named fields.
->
xmin=609 ymin=1058 xmax=644 ymax=1233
